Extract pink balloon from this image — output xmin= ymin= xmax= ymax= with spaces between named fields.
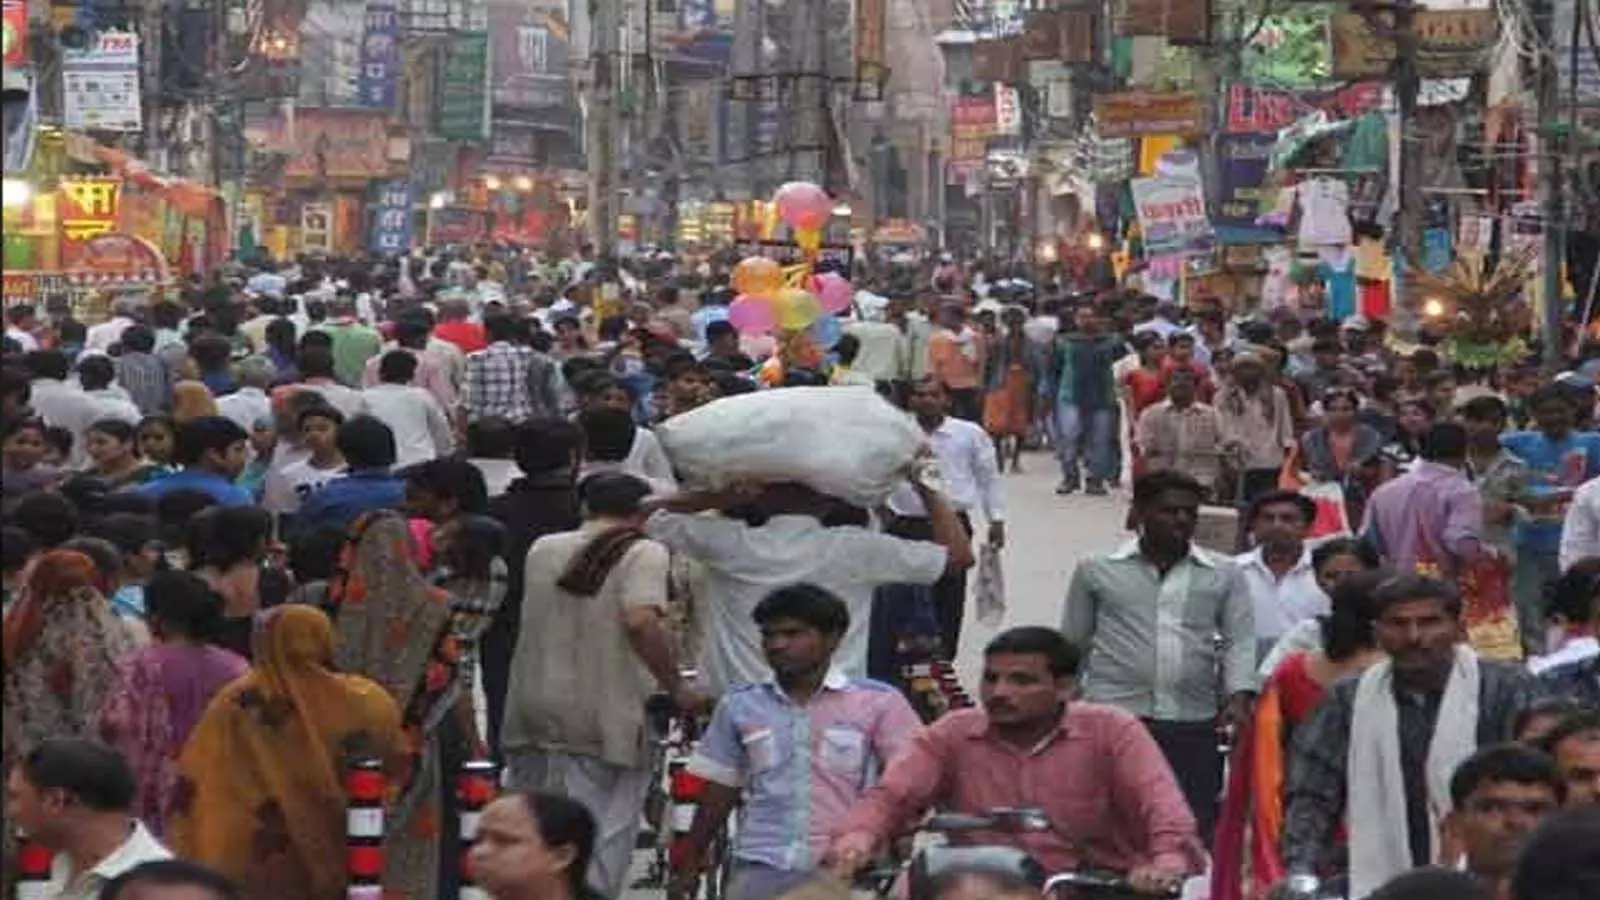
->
xmin=812 ymin=271 xmax=853 ymax=314
xmin=728 ymin=294 xmax=776 ymax=336
xmin=774 ymin=181 xmax=832 ymax=232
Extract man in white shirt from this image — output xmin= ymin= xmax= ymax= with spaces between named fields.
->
xmin=5 ymin=303 xmax=42 ymax=351
xmin=6 ymin=738 xmax=172 ymax=900
xmin=886 ymin=377 xmax=1004 ymax=656
xmin=361 ymin=350 xmax=455 ymax=468
xmin=215 ymin=356 xmax=275 ymax=435
xmin=74 ymin=356 xmax=142 ymax=427
xmin=1560 ymin=476 xmax=1600 ymax=572
xmin=294 ymin=346 xmax=368 ymax=420
xmin=1233 ymin=490 xmax=1329 ymax=662
xmin=26 ymin=350 xmax=112 ymax=467
xmin=84 ymin=296 xmax=142 ymax=354
xmin=843 ymin=302 xmax=910 ymax=387
xmin=642 ymin=474 xmax=974 ymax=695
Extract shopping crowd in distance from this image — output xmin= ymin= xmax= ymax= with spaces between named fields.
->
xmin=0 ymin=248 xmax=1598 ymax=900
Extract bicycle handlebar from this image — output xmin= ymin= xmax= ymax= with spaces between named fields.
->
xmin=925 ymin=807 xmax=1052 ymax=834
xmin=1044 ymin=872 xmax=1181 ymax=898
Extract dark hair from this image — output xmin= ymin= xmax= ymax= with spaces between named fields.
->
xmin=572 ymin=370 xmax=623 ymax=400
xmin=298 ymin=329 xmax=334 ymax=352
xmin=5 ymin=303 xmax=35 ymax=325
xmin=576 ymin=471 xmax=652 ymax=519
xmin=1 ymin=364 xmax=31 ymax=407
xmin=378 ymin=349 xmax=418 ymax=384
xmin=61 ymin=536 xmax=123 ymax=582
xmin=336 ymin=415 xmax=397 ymax=469
xmin=1459 ymin=395 xmax=1510 ymax=423
xmin=265 ymin=317 xmax=298 ymax=358
xmin=87 ymin=418 xmax=138 ymax=446
xmin=465 ymin=417 xmax=516 ymax=459
xmin=137 ymin=413 xmax=176 ymax=439
xmin=76 ymin=354 xmax=116 ymax=390
xmin=484 ymin=313 xmax=521 ymax=344
xmin=1247 ymin=489 xmax=1317 ymax=527
xmin=39 ymin=426 xmax=71 ymax=462
xmin=578 ymin=407 xmax=636 ymax=463
xmin=513 ymin=418 xmax=582 ymax=477
xmin=1322 ymin=387 xmax=1361 ymax=411
xmin=1516 ymin=697 xmax=1592 ymax=742
xmin=439 ymin=514 xmax=507 ymax=580
xmin=1546 ymin=558 xmax=1600 ymax=624
xmin=705 ymin=319 xmax=739 ymax=343
xmin=23 ymin=349 xmax=70 ymax=381
xmin=393 ymin=312 xmax=432 ymax=348
xmin=1448 ymin=742 xmax=1564 ymax=808
xmin=1537 ymin=710 xmax=1600 ymax=755
xmin=983 ymin=626 xmax=1082 ymax=677
xmin=1 ymin=525 xmax=37 ymax=573
xmin=1528 ymin=384 xmax=1575 ymax=413
xmin=1319 ymin=569 xmax=1389 ymax=662
xmin=403 ymin=457 xmax=489 ymax=515
xmin=101 ymin=859 xmax=239 ymax=900
xmin=753 ymin=583 xmax=851 ymax=636
xmin=1512 ymin=808 xmax=1600 ymax=900
xmin=287 ymin=524 xmax=350 ymax=584
xmin=188 ymin=335 xmax=233 ymax=373
xmin=186 ymin=506 xmax=272 ymax=570
xmin=514 ymin=790 xmax=598 ymax=900
xmin=1368 ymin=867 xmax=1494 ymax=900
xmin=90 ymin=512 xmax=159 ymax=559
xmin=18 ymin=738 xmax=136 ymax=811
xmin=1131 ymin=469 xmax=1205 ymax=508
xmin=1419 ymin=422 xmax=1468 ymax=461
xmin=296 ymin=402 xmax=345 ymax=431
xmin=296 ymin=345 xmax=337 ymax=380
xmin=1311 ymin=537 xmax=1381 ymax=576
xmin=1373 ymin=573 xmax=1462 ymax=619
xmin=155 ymin=489 xmax=219 ymax=547
xmin=10 ymin=491 xmax=81 ymax=547
xmin=174 ymin=416 xmax=249 ymax=467
xmin=144 ymin=570 xmax=224 ymax=641
xmin=2 ymin=414 xmax=43 ymax=442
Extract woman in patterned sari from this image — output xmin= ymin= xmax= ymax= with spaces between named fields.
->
xmin=1 ymin=549 xmax=133 ymax=889
xmin=97 ymin=570 xmax=249 ymax=837
xmin=324 ymin=510 xmax=474 ymax=899
xmin=167 ymin=605 xmax=403 ymax=900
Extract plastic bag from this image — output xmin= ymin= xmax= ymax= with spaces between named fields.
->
xmin=656 ymin=387 xmax=925 ymax=507
xmin=976 ymin=544 xmax=1006 ymax=627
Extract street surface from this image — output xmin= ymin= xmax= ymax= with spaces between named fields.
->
xmin=619 ymin=458 xmax=1133 ymax=898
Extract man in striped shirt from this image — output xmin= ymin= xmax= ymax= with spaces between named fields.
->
xmin=114 ymin=324 xmax=170 ymax=414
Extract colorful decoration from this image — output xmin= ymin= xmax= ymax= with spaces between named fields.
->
xmin=774 ymin=287 xmax=822 ymax=331
xmin=732 ymin=256 xmax=783 ymax=297
xmin=811 ymin=270 xmax=853 ymax=314
xmin=728 ymin=293 xmax=777 ymax=335
xmin=773 ymin=181 xmax=832 ymax=232
xmin=810 ymin=313 xmax=844 ymax=349
xmin=1409 ymin=250 xmax=1535 ymax=370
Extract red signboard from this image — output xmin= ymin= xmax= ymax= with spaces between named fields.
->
xmin=1 ymin=1 xmax=26 ymax=68
xmin=1223 ymin=82 xmax=1384 ymax=134
xmin=57 ymin=178 xmax=123 ymax=269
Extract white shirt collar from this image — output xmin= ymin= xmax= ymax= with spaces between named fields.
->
xmin=49 ymin=820 xmax=171 ymax=898
xmin=1239 ymin=545 xmax=1315 ymax=575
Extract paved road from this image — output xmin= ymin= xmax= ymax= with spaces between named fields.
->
xmin=619 ymin=456 xmax=1133 ymax=898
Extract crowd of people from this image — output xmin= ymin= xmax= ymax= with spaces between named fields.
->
xmin=0 ymin=247 xmax=1596 ymax=900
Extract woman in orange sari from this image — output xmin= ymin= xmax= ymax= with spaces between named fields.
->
xmin=1212 ymin=571 xmax=1388 ymax=900
xmin=167 ymin=605 xmax=403 ymax=900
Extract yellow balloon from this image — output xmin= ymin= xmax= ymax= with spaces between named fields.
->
xmin=732 ymin=257 xmax=783 ymax=296
xmin=794 ymin=226 xmax=822 ymax=255
xmin=774 ymin=288 xmax=822 ymax=332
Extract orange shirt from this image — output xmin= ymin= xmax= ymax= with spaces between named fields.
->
xmin=927 ymin=328 xmax=983 ymax=390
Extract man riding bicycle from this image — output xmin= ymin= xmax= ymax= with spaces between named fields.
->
xmin=827 ymin=627 xmax=1204 ymax=896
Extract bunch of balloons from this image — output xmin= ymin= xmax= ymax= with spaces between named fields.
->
xmin=725 ymin=181 xmax=854 ymax=339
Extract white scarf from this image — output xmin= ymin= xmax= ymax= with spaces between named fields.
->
xmin=1347 ymin=645 xmax=1481 ymax=899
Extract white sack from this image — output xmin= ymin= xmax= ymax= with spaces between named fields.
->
xmin=656 ymin=387 xmax=924 ymax=507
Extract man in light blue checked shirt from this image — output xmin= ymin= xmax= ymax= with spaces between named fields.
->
xmin=672 ymin=584 xmax=923 ymax=900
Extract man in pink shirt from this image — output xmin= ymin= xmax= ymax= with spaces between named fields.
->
xmin=827 ymin=627 xmax=1202 ymax=896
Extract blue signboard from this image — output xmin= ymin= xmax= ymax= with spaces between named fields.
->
xmin=357 ymin=3 xmax=399 ymax=109
xmin=368 ymin=180 xmax=414 ymax=254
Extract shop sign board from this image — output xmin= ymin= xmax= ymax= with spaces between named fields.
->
xmin=1093 ymin=92 xmax=1202 ymax=138
xmin=1130 ymin=173 xmax=1213 ymax=256
xmin=368 ymin=179 xmax=414 ymax=254
xmin=62 ymin=30 xmax=142 ymax=131
xmin=1330 ymin=10 xmax=1497 ymax=80
xmin=437 ymin=31 xmax=491 ymax=141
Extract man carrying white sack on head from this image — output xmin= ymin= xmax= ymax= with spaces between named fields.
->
xmin=641 ymin=474 xmax=975 ymax=695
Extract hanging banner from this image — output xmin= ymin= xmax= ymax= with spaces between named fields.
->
xmin=301 ymin=203 xmax=334 ymax=253
xmin=1093 ymin=92 xmax=1202 ymax=138
xmin=57 ymin=177 xmax=122 ymax=269
xmin=1213 ymin=134 xmax=1277 ymax=232
xmin=948 ymin=93 xmax=997 ymax=184
xmin=1119 ymin=0 xmax=1211 ymax=45
xmin=1330 ymin=11 xmax=1498 ymax=80
xmin=367 ymin=180 xmax=414 ymax=254
xmin=427 ymin=206 xmax=487 ymax=244
xmin=437 ymin=31 xmax=491 ymax=141
xmin=994 ymin=84 xmax=1022 ymax=136
xmin=357 ymin=3 xmax=400 ymax=109
xmin=1224 ymin=82 xmax=1384 ymax=134
xmin=1 ymin=1 xmax=26 ymax=68
xmin=1130 ymin=171 xmax=1213 ymax=256
xmin=854 ymin=0 xmax=886 ymax=88
xmin=62 ymin=31 xmax=142 ymax=131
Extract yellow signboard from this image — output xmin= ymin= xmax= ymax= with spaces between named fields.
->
xmin=1330 ymin=10 xmax=1498 ymax=80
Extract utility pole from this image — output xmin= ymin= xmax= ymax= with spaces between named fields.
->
xmin=587 ymin=0 xmax=618 ymax=257
xmin=1535 ymin=0 xmax=1566 ymax=368
xmin=794 ymin=0 xmax=827 ymax=183
xmin=1391 ymin=0 xmax=1424 ymax=338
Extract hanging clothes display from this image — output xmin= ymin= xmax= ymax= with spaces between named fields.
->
xmin=1295 ymin=177 xmax=1353 ymax=248
xmin=1317 ymin=246 xmax=1357 ymax=323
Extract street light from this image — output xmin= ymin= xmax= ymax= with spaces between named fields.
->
xmin=1 ymin=178 xmax=31 ymax=209
xmin=483 ymin=175 xmax=502 ymax=191
xmin=428 ymin=192 xmax=449 ymax=209
xmin=1085 ymin=233 xmax=1105 ymax=251
xmin=832 ymin=203 xmax=852 ymax=217
xmin=513 ymin=175 xmax=534 ymax=192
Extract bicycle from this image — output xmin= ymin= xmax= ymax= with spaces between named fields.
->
xmin=637 ymin=674 xmax=735 ymax=900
